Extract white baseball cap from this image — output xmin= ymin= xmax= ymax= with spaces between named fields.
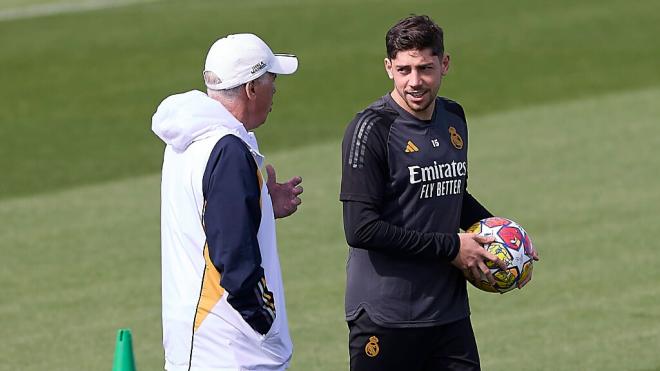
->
xmin=203 ymin=33 xmax=298 ymax=90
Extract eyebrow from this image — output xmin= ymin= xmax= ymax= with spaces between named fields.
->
xmin=394 ymin=63 xmax=434 ymax=69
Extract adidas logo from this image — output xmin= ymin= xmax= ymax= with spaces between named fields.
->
xmin=405 ymin=140 xmax=419 ymax=153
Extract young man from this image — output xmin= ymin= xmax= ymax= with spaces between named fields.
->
xmin=340 ymin=15 xmax=536 ymax=370
xmin=152 ymin=33 xmax=303 ymax=370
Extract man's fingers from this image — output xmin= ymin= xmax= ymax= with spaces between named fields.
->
xmin=287 ymin=176 xmax=303 ymax=187
xmin=470 ymin=261 xmax=496 ymax=286
xmin=478 ymin=261 xmax=497 ymax=286
xmin=469 ymin=266 xmax=482 ymax=284
xmin=495 ymin=257 xmax=507 ymax=271
xmin=466 ymin=263 xmax=496 ymax=288
xmin=474 ymin=234 xmax=495 ymax=244
xmin=524 ymin=243 xmax=540 ymax=261
xmin=531 ymin=250 xmax=540 ymax=261
xmin=292 ymin=197 xmax=302 ymax=206
xmin=293 ymin=186 xmax=303 ymax=196
xmin=265 ymin=164 xmax=276 ymax=185
xmin=483 ymin=250 xmax=507 ymax=271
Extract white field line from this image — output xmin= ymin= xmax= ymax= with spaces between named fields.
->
xmin=0 ymin=0 xmax=160 ymax=21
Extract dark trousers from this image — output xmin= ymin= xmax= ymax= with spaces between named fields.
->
xmin=348 ymin=311 xmax=481 ymax=371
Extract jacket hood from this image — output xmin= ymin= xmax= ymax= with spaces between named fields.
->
xmin=152 ymin=90 xmax=261 ymax=156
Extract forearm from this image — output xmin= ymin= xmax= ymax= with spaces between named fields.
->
xmin=343 ymin=201 xmax=460 ymax=260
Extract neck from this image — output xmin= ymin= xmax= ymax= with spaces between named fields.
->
xmin=209 ymin=93 xmax=253 ymax=130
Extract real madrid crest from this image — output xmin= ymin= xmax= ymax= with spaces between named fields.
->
xmin=365 ymin=336 xmax=380 ymax=357
xmin=448 ymin=126 xmax=464 ymax=149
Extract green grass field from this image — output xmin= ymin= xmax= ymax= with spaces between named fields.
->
xmin=2 ymin=0 xmax=660 ymax=370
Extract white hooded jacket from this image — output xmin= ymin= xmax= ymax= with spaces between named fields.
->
xmin=152 ymin=90 xmax=292 ymax=371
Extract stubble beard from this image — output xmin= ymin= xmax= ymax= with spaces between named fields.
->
xmin=404 ymin=93 xmax=434 ymax=114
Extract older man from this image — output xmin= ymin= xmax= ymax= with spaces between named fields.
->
xmin=152 ymin=33 xmax=303 ymax=371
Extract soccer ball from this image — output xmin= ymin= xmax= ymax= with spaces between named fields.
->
xmin=465 ymin=217 xmax=534 ymax=293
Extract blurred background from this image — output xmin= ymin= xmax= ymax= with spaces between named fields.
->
xmin=1 ymin=0 xmax=659 ymax=369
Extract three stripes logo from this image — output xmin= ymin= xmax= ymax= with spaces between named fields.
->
xmin=405 ymin=140 xmax=419 ymax=153
xmin=258 ymin=277 xmax=276 ymax=321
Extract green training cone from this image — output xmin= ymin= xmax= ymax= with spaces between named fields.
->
xmin=112 ymin=328 xmax=137 ymax=371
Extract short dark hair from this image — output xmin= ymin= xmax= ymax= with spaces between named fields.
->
xmin=386 ymin=15 xmax=444 ymax=59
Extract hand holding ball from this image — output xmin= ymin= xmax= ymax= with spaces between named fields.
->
xmin=465 ymin=217 xmax=538 ymax=293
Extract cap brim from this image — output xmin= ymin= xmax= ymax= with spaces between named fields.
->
xmin=269 ymin=54 xmax=298 ymax=75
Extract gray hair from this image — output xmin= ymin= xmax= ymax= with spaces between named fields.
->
xmin=204 ymin=71 xmax=270 ymax=99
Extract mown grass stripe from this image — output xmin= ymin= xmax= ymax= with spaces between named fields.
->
xmin=0 ymin=0 xmax=159 ymax=21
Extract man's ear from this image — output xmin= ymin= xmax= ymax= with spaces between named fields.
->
xmin=441 ymin=53 xmax=450 ymax=76
xmin=384 ymin=58 xmax=394 ymax=79
xmin=245 ymin=80 xmax=257 ymax=99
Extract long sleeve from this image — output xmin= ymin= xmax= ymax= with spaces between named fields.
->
xmin=202 ymin=135 xmax=275 ymax=335
xmin=343 ymin=200 xmax=461 ymax=261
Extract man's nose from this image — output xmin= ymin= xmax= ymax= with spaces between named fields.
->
xmin=409 ymin=71 xmax=422 ymax=87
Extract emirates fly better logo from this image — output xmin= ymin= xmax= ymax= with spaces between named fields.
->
xmin=408 ymin=160 xmax=466 ymax=199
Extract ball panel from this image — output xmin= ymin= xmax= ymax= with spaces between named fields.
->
xmin=483 ymin=217 xmax=510 ymax=228
xmin=466 ymin=221 xmax=481 ymax=234
xmin=469 ymin=277 xmax=499 ymax=293
xmin=498 ymin=226 xmax=524 ymax=250
xmin=485 ymin=242 xmax=513 ymax=269
xmin=495 ymin=267 xmax=516 ymax=289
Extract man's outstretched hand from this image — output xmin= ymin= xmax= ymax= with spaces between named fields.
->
xmin=266 ymin=164 xmax=303 ymax=219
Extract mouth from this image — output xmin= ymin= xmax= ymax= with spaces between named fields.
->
xmin=406 ymin=90 xmax=427 ymax=100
